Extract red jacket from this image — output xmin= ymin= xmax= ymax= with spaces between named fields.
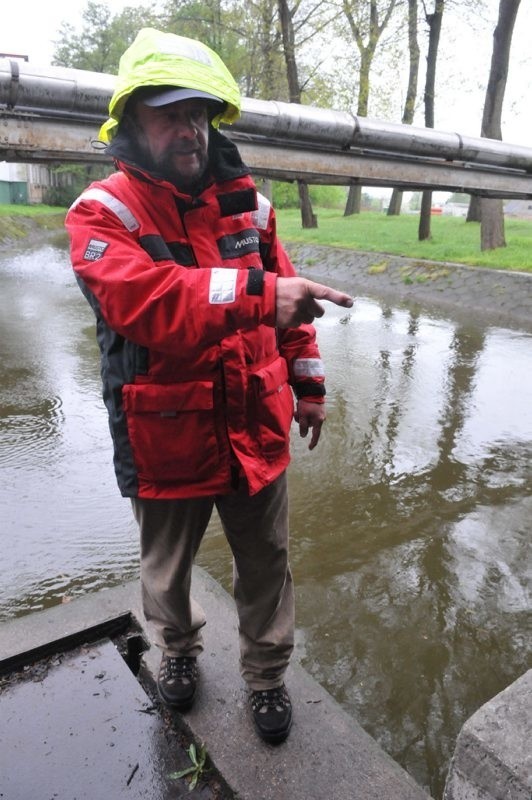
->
xmin=66 ymin=131 xmax=325 ymax=499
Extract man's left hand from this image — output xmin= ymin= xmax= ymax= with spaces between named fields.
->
xmin=294 ymin=400 xmax=326 ymax=450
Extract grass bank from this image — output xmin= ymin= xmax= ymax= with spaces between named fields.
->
xmin=2 ymin=204 xmax=531 ymax=274
xmin=276 ymin=208 xmax=532 ymax=273
xmin=0 ymin=204 xmax=67 ymax=244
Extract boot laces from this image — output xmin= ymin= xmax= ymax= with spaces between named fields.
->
xmin=161 ymin=656 xmax=197 ymax=684
xmin=251 ymin=686 xmax=290 ymax=714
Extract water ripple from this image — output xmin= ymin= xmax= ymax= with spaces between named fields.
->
xmin=0 ymin=395 xmax=64 ymax=466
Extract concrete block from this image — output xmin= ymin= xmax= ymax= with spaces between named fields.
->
xmin=444 ymin=669 xmax=532 ymax=800
xmin=0 ymin=638 xmax=204 ymax=799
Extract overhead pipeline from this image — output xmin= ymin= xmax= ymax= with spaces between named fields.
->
xmin=1 ymin=58 xmax=532 ymax=172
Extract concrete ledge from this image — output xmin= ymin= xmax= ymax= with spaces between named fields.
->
xmin=0 ymin=570 xmax=431 ymax=800
xmin=443 ymin=669 xmax=532 ymax=800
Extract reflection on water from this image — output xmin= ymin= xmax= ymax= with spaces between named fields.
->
xmin=197 ymin=304 xmax=532 ymax=796
xmin=1 ymin=243 xmax=531 ymax=797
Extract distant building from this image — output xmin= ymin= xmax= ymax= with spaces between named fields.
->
xmin=0 ymin=162 xmax=28 ymax=203
xmin=0 ymin=161 xmax=74 ymax=205
xmin=442 ymin=201 xmax=469 ymax=218
xmin=504 ymin=200 xmax=532 ymax=219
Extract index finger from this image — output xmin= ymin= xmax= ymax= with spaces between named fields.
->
xmin=308 ymin=281 xmax=354 ymax=309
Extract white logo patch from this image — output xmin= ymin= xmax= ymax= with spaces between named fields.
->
xmin=235 ymin=235 xmax=259 ymax=249
xmin=209 ymin=268 xmax=237 ymax=304
xmin=84 ymin=238 xmax=109 ymax=261
xmin=251 ymin=192 xmax=271 ymax=230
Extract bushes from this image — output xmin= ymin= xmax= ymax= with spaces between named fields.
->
xmin=42 ymin=164 xmax=114 ymax=208
xmin=270 ymin=181 xmax=346 ymax=209
xmin=42 ymin=184 xmax=83 ymax=207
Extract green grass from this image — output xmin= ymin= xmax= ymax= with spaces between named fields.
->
xmin=0 ymin=203 xmax=66 ymax=216
xmin=0 ymin=204 xmax=67 ymax=243
xmin=276 ymin=208 xmax=532 ymax=273
xmin=1 ymin=203 xmax=530 ymax=273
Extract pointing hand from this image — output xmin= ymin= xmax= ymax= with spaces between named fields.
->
xmin=275 ymin=277 xmax=354 ymax=329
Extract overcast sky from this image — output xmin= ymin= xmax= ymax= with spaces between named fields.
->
xmin=2 ymin=0 xmax=531 ymax=147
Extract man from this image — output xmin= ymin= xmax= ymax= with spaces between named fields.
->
xmin=66 ymin=28 xmax=353 ymax=744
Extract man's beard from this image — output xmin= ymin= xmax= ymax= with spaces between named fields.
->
xmin=152 ymin=147 xmax=209 ymax=192
xmin=128 ymin=121 xmax=210 ymax=193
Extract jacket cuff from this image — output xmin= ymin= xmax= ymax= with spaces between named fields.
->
xmin=294 ymin=381 xmax=326 ymax=400
xmin=261 ymin=272 xmax=278 ymax=327
xmin=246 ymin=267 xmax=264 ymax=296
xmin=297 ymin=395 xmax=325 ymax=404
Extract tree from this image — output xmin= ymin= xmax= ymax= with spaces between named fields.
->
xmin=387 ymin=0 xmax=420 ymax=216
xmin=340 ymin=0 xmax=400 ymax=217
xmin=53 ymin=1 xmax=160 ymax=72
xmin=418 ymin=0 xmax=444 ymax=241
xmin=161 ymin=0 xmax=250 ymax=84
xmin=277 ymin=0 xmax=318 ymax=228
xmin=244 ymin=0 xmax=287 ymax=99
xmin=466 ymin=0 xmax=521 ymax=251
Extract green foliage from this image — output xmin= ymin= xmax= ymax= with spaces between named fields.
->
xmin=42 ymin=185 xmax=78 ymax=208
xmin=311 ymin=185 xmax=347 ymax=208
xmin=272 ymin=182 xmax=346 ymax=209
xmin=48 ymin=0 xmax=398 ymax=113
xmin=161 ymin=0 xmax=245 ymax=79
xmin=53 ymin=1 xmax=160 ymax=72
xmin=160 ymin=0 xmax=287 ymax=99
xmin=0 ymin=205 xmax=66 ymax=216
xmin=272 ymin=181 xmax=298 ymax=208
xmin=42 ymin=164 xmax=113 ymax=208
xmin=448 ymin=192 xmax=471 ymax=204
xmin=52 ymin=0 xmax=288 ymax=100
xmin=0 ymin=209 xmax=66 ymax=245
xmin=168 ymin=742 xmax=208 ymax=791
xmin=275 ymin=207 xmax=532 ymax=271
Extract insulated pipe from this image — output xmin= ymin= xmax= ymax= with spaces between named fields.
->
xmin=238 ymin=97 xmax=356 ymax=149
xmin=239 ymin=99 xmax=532 ymax=172
xmin=2 ymin=58 xmax=532 ymax=172
xmin=351 ymin=116 xmax=532 ymax=171
xmin=0 ymin=58 xmax=114 ymax=119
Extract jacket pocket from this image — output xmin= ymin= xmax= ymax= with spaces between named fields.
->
xmin=250 ymin=356 xmax=294 ymax=460
xmin=122 ymin=381 xmax=219 ymax=483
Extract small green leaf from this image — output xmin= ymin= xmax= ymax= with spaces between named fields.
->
xmin=168 ymin=741 xmax=209 ymax=789
xmin=197 ymin=745 xmax=207 ymax=769
xmin=188 ymin=743 xmax=198 ymax=765
xmin=168 ymin=766 xmax=195 ymax=780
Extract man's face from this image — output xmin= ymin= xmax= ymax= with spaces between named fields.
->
xmin=133 ymin=98 xmax=210 ymax=191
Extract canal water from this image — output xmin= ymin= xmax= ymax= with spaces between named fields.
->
xmin=1 ymin=237 xmax=530 ymax=797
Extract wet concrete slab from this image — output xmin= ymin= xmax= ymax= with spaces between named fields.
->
xmin=0 ymin=638 xmax=212 ymax=799
xmin=0 ymin=574 xmax=432 ymax=800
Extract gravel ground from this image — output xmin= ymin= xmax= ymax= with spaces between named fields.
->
xmin=285 ymin=243 xmax=532 ymax=333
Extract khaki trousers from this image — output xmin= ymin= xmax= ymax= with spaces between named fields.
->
xmin=131 ymin=472 xmax=294 ymax=691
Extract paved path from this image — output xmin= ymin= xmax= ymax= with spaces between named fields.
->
xmin=285 ymin=243 xmax=532 ymax=333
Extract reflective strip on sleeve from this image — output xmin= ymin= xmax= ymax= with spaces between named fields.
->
xmin=251 ymin=192 xmax=271 ymax=230
xmin=293 ymin=358 xmax=325 ymax=378
xmin=209 ymin=268 xmax=238 ymax=304
xmin=70 ymin=188 xmax=140 ymax=232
